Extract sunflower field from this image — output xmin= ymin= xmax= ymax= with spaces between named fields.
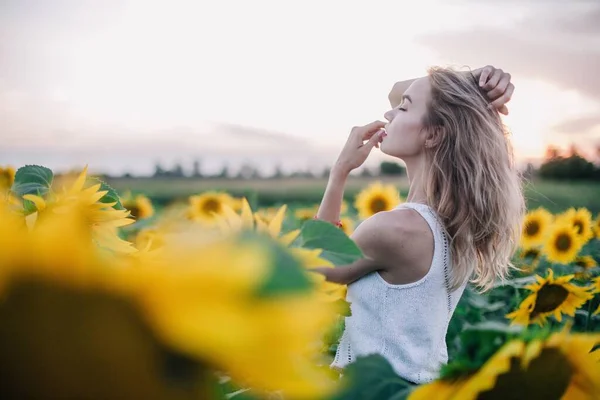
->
xmin=1 ymin=164 xmax=600 ymax=400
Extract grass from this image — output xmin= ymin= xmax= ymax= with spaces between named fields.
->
xmin=105 ymin=176 xmax=600 ymax=214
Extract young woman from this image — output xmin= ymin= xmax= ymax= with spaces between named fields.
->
xmin=312 ymin=65 xmax=524 ymax=383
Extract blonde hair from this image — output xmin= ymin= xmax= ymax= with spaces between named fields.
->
xmin=423 ymin=66 xmax=525 ymax=292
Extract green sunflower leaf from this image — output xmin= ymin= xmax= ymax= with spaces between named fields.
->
xmin=246 ymin=233 xmax=314 ymax=298
xmin=330 ymin=355 xmax=416 ymax=400
xmin=293 ymin=220 xmax=363 ymax=266
xmin=11 ymin=165 xmax=53 ymax=196
xmin=88 ymin=178 xmax=125 ymax=210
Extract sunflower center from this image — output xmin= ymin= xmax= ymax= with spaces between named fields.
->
xmin=554 ymin=233 xmax=572 ymax=252
xmin=369 ymin=197 xmax=388 ymax=213
xmin=530 ymin=284 xmax=569 ymax=318
xmin=476 ymin=348 xmax=572 ymax=400
xmin=525 ymin=221 xmax=540 ymax=237
xmin=201 ymin=198 xmax=221 ymax=215
xmin=573 ymin=220 xmax=583 ymax=234
xmin=522 ymin=249 xmax=540 ymax=259
xmin=128 ymin=206 xmax=140 ymax=219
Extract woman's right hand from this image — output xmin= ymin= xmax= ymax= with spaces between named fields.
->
xmin=333 ymin=121 xmax=387 ymax=175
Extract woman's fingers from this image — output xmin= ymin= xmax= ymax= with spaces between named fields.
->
xmin=352 ymin=121 xmax=386 ymax=142
xmin=490 ymin=83 xmax=514 ymax=113
xmin=482 ymin=68 xmax=503 ymax=91
xmin=477 ymin=65 xmax=494 ymax=87
xmin=487 ymin=73 xmax=511 ymax=101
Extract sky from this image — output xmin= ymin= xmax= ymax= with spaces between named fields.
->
xmin=1 ymin=0 xmax=599 ymax=176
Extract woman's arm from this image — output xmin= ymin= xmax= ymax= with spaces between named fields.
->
xmin=316 ymin=122 xmax=386 ymax=224
xmin=389 ymin=66 xmax=514 ymax=114
xmin=310 ymin=257 xmax=382 ymax=285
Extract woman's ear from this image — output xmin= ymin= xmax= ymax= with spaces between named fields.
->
xmin=425 ymin=126 xmax=444 ymax=148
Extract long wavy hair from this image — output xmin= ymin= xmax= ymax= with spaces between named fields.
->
xmin=423 ymin=67 xmax=525 ymax=292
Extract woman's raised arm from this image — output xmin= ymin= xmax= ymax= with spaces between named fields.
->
xmin=316 ymin=122 xmax=386 ymax=224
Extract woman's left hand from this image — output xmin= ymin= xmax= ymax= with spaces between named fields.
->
xmin=474 ymin=65 xmax=515 ymax=115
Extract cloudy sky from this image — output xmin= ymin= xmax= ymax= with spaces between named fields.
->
xmin=1 ymin=0 xmax=599 ymax=175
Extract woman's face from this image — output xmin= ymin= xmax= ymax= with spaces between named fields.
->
xmin=381 ymin=77 xmax=432 ymax=159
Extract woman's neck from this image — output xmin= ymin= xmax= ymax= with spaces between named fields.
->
xmin=403 ymin=156 xmax=428 ymax=204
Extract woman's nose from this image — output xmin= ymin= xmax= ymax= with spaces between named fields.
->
xmin=384 ymin=109 xmax=394 ymax=122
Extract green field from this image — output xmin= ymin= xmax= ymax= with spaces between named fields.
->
xmin=105 ymin=176 xmax=600 ymax=214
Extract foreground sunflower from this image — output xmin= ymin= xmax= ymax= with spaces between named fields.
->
xmin=186 ymin=191 xmax=235 ymax=225
xmin=542 ymin=222 xmax=585 ymax=264
xmin=0 ymin=165 xmax=15 ymax=191
xmin=557 ymin=207 xmax=595 ymax=244
xmin=23 ymin=166 xmax=136 ymax=254
xmin=520 ymin=208 xmax=553 ymax=249
xmin=120 ymin=192 xmax=154 ymax=220
xmin=0 ymin=195 xmax=340 ymax=399
xmin=506 ymin=269 xmax=594 ymax=326
xmin=409 ymin=329 xmax=600 ymax=400
xmin=354 ymin=181 xmax=402 ymax=220
xmin=594 ymin=214 xmax=600 ymax=239
xmin=213 ymin=199 xmax=348 ymax=305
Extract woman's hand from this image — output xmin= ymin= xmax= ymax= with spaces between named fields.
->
xmin=334 ymin=121 xmax=387 ymax=176
xmin=473 ymin=65 xmax=515 ymax=115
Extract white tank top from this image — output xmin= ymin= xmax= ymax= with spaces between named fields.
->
xmin=331 ymin=202 xmax=467 ymax=384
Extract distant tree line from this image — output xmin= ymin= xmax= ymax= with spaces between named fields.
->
xmin=535 ymin=145 xmax=600 ymax=181
xmin=130 ymin=159 xmax=408 ymax=180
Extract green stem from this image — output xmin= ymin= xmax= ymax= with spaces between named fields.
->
xmin=585 ymin=299 xmax=593 ymax=332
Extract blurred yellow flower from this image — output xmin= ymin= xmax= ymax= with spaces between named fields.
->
xmin=409 ymin=330 xmax=600 ymax=400
xmin=134 ymin=228 xmax=165 ymax=251
xmin=592 ymin=277 xmax=600 ymax=315
xmin=594 ymin=213 xmax=600 ymax=239
xmin=506 ymin=269 xmax=593 ymax=326
xmin=542 ymin=222 xmax=584 ymax=265
xmin=121 ymin=235 xmax=338 ymax=398
xmin=294 ymin=205 xmax=319 ymax=222
xmin=354 ymin=181 xmax=402 ymax=220
xmin=574 ymin=255 xmax=597 ymax=269
xmin=340 ymin=200 xmax=349 ymax=215
xmin=254 ymin=206 xmax=279 ymax=224
xmin=187 ymin=191 xmax=235 ymax=225
xmin=0 ymin=165 xmax=15 ymax=191
xmin=520 ymin=208 xmax=553 ymax=249
xmin=339 ymin=216 xmax=355 ymax=236
xmin=23 ymin=166 xmax=136 ymax=254
xmin=556 ymin=207 xmax=595 ymax=245
xmin=121 ymin=192 xmax=154 ymax=220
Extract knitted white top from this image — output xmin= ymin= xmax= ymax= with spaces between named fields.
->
xmin=331 ymin=202 xmax=467 ymax=384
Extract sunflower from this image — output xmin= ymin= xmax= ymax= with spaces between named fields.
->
xmin=520 ymin=208 xmax=553 ymax=249
xmin=213 ymin=198 xmax=348 ymax=305
xmin=0 ymin=165 xmax=15 ymax=191
xmin=354 ymin=181 xmax=402 ymax=220
xmin=542 ymin=222 xmax=585 ymax=265
xmin=294 ymin=205 xmax=319 ymax=222
xmin=574 ymin=255 xmax=598 ymax=279
xmin=339 ymin=216 xmax=355 ymax=236
xmin=254 ymin=206 xmax=280 ymax=225
xmin=121 ymin=193 xmax=154 ymax=220
xmin=409 ymin=330 xmax=600 ymax=400
xmin=186 ymin=191 xmax=235 ymax=224
xmin=593 ymin=277 xmax=600 ymax=316
xmin=23 ymin=166 xmax=136 ymax=254
xmin=340 ymin=200 xmax=349 ymax=215
xmin=557 ymin=207 xmax=595 ymax=244
xmin=506 ymin=269 xmax=594 ymax=326
xmin=594 ymin=214 xmax=600 ymax=239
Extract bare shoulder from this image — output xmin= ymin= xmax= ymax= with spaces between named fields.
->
xmin=351 ymin=208 xmax=434 ymax=281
